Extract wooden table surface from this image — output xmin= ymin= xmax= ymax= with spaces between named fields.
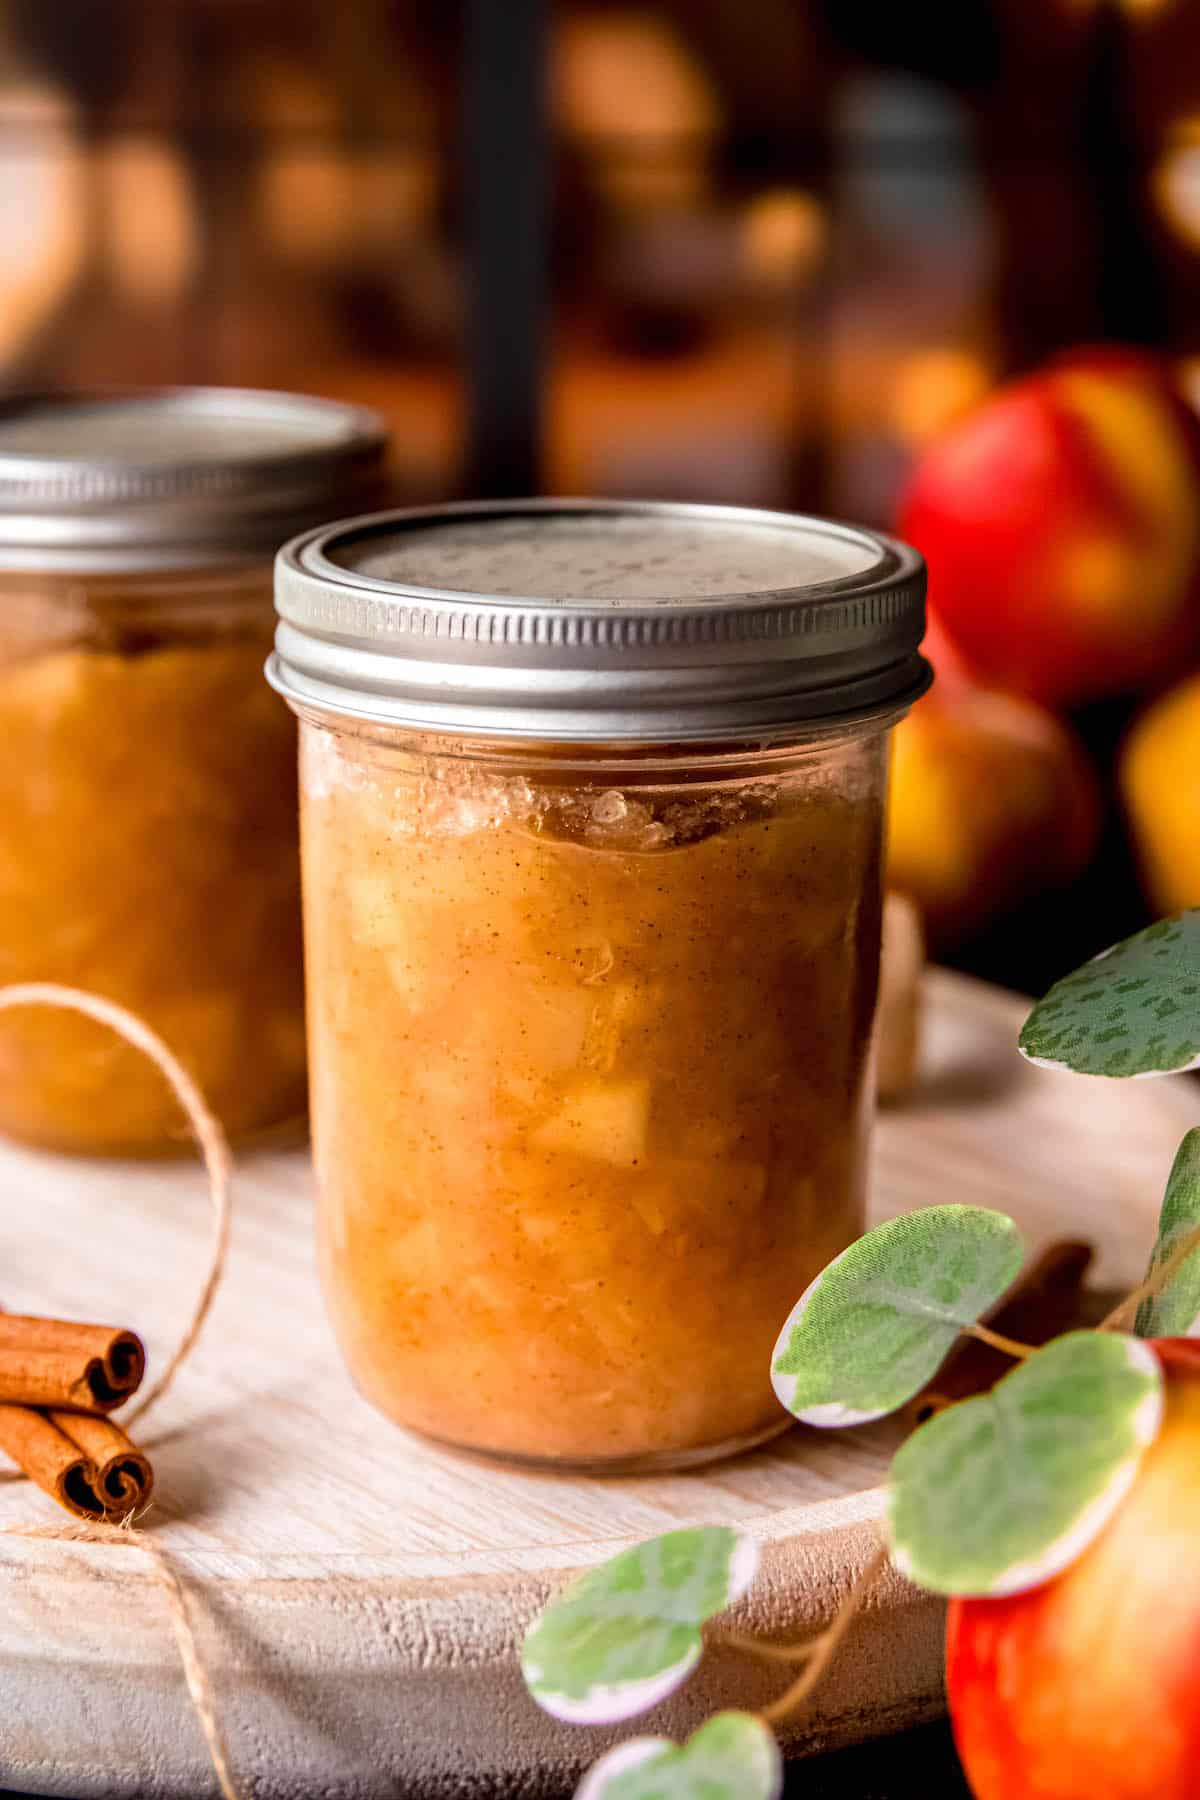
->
xmin=0 ymin=969 xmax=1193 ymax=1799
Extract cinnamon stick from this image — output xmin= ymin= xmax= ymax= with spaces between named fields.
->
xmin=0 ymin=1407 xmax=106 ymax=1519
xmin=0 ymin=1406 xmax=153 ymax=1519
xmin=877 ymin=892 xmax=924 ymax=1104
xmin=49 ymin=1411 xmax=154 ymax=1514
xmin=0 ymin=1315 xmax=145 ymax=1414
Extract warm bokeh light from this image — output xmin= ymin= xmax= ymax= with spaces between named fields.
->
xmin=1061 ymin=0 xmax=1174 ymax=14
xmin=1180 ymin=355 xmax=1200 ymax=413
xmin=260 ymin=146 xmax=357 ymax=265
xmin=352 ymin=149 xmax=436 ymax=248
xmin=740 ymin=189 xmax=826 ymax=286
xmin=553 ymin=11 xmax=720 ymax=208
xmin=1154 ymin=121 xmax=1200 ymax=249
xmin=101 ymin=138 xmax=199 ymax=307
xmin=0 ymin=82 xmax=87 ymax=367
xmin=553 ymin=11 xmax=720 ymax=143
xmin=888 ymin=347 xmax=993 ymax=447
xmin=251 ymin=66 xmax=350 ymax=265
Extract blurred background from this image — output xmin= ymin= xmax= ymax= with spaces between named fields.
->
xmin=2 ymin=0 xmax=1199 ymax=995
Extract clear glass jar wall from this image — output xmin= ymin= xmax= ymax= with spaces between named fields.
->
xmin=0 ymin=562 xmax=301 ymax=1153
xmin=301 ymin=715 xmax=891 ymax=1468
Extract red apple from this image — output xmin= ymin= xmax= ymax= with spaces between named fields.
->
xmin=887 ymin=632 xmax=1100 ymax=949
xmin=946 ymin=1337 xmax=1200 ymax=1800
xmin=898 ymin=348 xmax=1200 ymax=709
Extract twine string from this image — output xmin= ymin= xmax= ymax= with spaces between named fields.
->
xmin=0 ymin=983 xmax=232 ymax=1431
xmin=6 ymin=1520 xmax=240 ymax=1800
xmin=759 ymin=1543 xmax=890 ymax=1727
xmin=0 ymin=983 xmax=239 ymax=1798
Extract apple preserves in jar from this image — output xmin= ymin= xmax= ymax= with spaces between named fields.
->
xmin=272 ymin=501 xmax=929 ymax=1467
xmin=0 ymin=389 xmax=386 ymax=1154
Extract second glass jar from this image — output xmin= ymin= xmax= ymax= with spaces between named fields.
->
xmin=0 ymin=389 xmax=387 ymax=1153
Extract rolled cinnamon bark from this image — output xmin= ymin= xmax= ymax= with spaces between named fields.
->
xmin=0 ymin=1405 xmax=153 ymax=1519
xmin=0 ymin=1407 xmax=106 ymax=1518
xmin=877 ymin=892 xmax=924 ymax=1104
xmin=0 ymin=1315 xmax=145 ymax=1413
xmin=49 ymin=1410 xmax=154 ymax=1514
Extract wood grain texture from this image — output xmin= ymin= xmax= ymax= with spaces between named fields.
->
xmin=0 ymin=970 xmax=1193 ymax=1799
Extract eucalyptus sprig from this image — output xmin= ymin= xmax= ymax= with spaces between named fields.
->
xmin=1019 ymin=909 xmax=1200 ymax=1078
xmin=521 ymin=1527 xmax=758 ymax=1724
xmin=1125 ymin=1128 xmax=1200 ymax=1337
xmin=520 ymin=909 xmax=1200 ymax=1798
xmin=575 ymin=1713 xmax=782 ymax=1800
xmin=771 ymin=1205 xmax=1026 ymax=1426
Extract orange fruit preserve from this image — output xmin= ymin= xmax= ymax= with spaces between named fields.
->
xmin=272 ymin=500 xmax=928 ymax=1467
xmin=302 ymin=721 xmax=886 ymax=1465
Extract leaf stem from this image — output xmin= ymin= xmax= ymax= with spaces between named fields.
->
xmin=717 ymin=1628 xmax=818 ymax=1666
xmin=962 ymin=1321 xmax=1034 ymax=1360
xmin=1100 ymin=1218 xmax=1200 ymax=1333
xmin=758 ymin=1545 xmax=890 ymax=1728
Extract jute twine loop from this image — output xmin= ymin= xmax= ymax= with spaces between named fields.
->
xmin=0 ymin=982 xmax=240 ymax=1799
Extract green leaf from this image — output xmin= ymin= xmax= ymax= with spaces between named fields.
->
xmin=771 ymin=1206 xmax=1025 ymax=1426
xmin=886 ymin=1330 xmax=1164 ymax=1597
xmin=1135 ymin=1129 xmax=1200 ymax=1338
xmin=1020 ymin=910 xmax=1200 ymax=1078
xmin=575 ymin=1714 xmax=782 ymax=1800
xmin=521 ymin=1527 xmax=757 ymax=1725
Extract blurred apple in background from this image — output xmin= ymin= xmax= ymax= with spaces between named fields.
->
xmin=945 ymin=1337 xmax=1200 ymax=1800
xmin=898 ymin=348 xmax=1200 ymax=709
xmin=887 ymin=623 xmax=1100 ymax=951
xmin=1121 ymin=668 xmax=1200 ymax=916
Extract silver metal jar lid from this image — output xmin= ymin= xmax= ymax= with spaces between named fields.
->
xmin=269 ymin=498 xmax=929 ymax=743
xmin=0 ymin=388 xmax=389 ymax=571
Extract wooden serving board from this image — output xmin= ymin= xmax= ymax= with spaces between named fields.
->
xmin=0 ymin=970 xmax=1194 ymax=1800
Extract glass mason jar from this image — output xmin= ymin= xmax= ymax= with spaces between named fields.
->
xmin=0 ymin=389 xmax=387 ymax=1154
xmin=271 ymin=501 xmax=928 ymax=1470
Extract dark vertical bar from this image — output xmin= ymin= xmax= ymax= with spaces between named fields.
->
xmin=462 ymin=0 xmax=548 ymax=496
xmin=1079 ymin=6 xmax=1168 ymax=347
